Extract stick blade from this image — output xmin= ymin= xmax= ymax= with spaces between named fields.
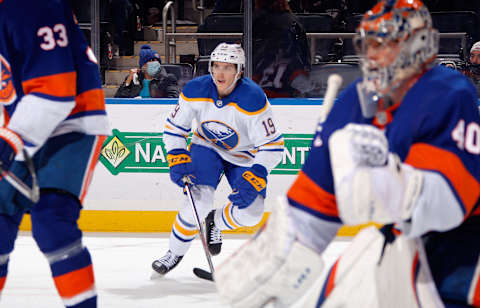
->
xmin=193 ymin=267 xmax=214 ymax=281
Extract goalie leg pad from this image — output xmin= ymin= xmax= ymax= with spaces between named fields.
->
xmin=375 ymin=235 xmax=444 ymax=308
xmin=318 ymin=227 xmax=385 ymax=308
xmin=316 ymin=227 xmax=443 ymax=308
xmin=215 ymin=197 xmax=324 ymax=308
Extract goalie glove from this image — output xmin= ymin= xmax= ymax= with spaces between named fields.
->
xmin=329 ymin=124 xmax=424 ymax=225
xmin=228 ymin=164 xmax=268 ymax=209
xmin=0 ymin=128 xmax=23 ymax=171
xmin=215 ymin=196 xmax=324 ymax=308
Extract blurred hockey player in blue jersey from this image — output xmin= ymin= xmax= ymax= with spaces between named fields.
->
xmin=0 ymin=0 xmax=110 ymax=307
xmin=151 ymin=43 xmax=284 ymax=276
xmin=215 ymin=1 xmax=480 ymax=307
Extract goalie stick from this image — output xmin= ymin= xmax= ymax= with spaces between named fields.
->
xmin=316 ymin=74 xmax=343 ymax=132
xmin=0 ymin=149 xmax=39 ymax=203
xmin=184 ymin=180 xmax=215 ymax=281
xmin=314 ymin=74 xmax=343 ymax=147
xmin=321 ymin=74 xmax=343 ymax=123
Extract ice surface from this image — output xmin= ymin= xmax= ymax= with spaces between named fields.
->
xmin=1 ymin=232 xmax=349 ymax=308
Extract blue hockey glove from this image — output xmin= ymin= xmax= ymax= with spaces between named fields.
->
xmin=0 ymin=128 xmax=23 ymax=171
xmin=167 ymin=149 xmax=195 ymax=187
xmin=228 ymin=164 xmax=268 ymax=209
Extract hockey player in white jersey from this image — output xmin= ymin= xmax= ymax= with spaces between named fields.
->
xmin=151 ymin=43 xmax=284 ymax=275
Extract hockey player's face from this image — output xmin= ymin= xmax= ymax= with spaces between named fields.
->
xmin=365 ymin=39 xmax=401 ymax=69
xmin=212 ymin=62 xmax=237 ymax=95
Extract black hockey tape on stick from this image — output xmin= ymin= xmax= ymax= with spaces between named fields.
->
xmin=193 ymin=267 xmax=213 ymax=281
xmin=0 ymin=149 xmax=39 ymax=203
xmin=183 ymin=178 xmax=215 ymax=280
xmin=319 ymin=74 xmax=343 ymax=123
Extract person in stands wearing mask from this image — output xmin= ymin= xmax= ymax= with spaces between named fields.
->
xmin=114 ymin=44 xmax=179 ymax=98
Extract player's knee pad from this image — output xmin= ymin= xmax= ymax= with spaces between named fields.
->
xmin=30 ymin=190 xmax=82 ymax=253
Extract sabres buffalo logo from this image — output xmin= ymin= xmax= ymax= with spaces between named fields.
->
xmin=200 ymin=120 xmax=239 ymax=151
xmin=0 ymin=54 xmax=16 ymax=105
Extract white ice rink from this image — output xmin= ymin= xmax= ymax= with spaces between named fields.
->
xmin=1 ymin=232 xmax=350 ymax=308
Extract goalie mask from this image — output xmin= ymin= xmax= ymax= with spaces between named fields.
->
xmin=354 ymin=0 xmax=439 ymax=118
xmin=209 ymin=43 xmax=245 ymax=91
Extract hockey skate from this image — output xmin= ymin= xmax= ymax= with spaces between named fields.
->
xmin=206 ymin=210 xmax=222 ymax=255
xmin=151 ymin=250 xmax=183 ymax=277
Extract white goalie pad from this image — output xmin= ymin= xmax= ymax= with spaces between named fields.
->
xmin=317 ymin=227 xmax=444 ymax=308
xmin=215 ymin=197 xmax=324 ymax=308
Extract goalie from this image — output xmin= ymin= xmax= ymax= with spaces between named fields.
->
xmin=215 ymin=1 xmax=480 ymax=307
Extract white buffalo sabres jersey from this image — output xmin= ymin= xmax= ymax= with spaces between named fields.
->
xmin=163 ymin=75 xmax=284 ymax=171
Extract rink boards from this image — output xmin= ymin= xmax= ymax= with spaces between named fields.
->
xmin=18 ymin=98 xmax=378 ymax=235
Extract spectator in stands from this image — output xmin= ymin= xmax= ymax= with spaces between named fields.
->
xmin=252 ymin=0 xmax=314 ymax=97
xmin=465 ymin=41 xmax=480 ymax=94
xmin=115 ymin=44 xmax=179 ymax=98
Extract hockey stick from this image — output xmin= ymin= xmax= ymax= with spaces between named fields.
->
xmin=184 ymin=180 xmax=215 ymax=281
xmin=314 ymin=74 xmax=343 ymax=147
xmin=192 ymin=171 xmax=226 ymax=281
xmin=320 ymin=74 xmax=343 ymax=123
xmin=0 ymin=149 xmax=39 ymax=203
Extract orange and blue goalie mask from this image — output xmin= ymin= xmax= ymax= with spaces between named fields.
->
xmin=354 ymin=0 xmax=439 ymax=118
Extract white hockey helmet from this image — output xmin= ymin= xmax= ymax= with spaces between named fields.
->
xmin=209 ymin=43 xmax=245 ymax=90
xmin=354 ymin=0 xmax=439 ymax=96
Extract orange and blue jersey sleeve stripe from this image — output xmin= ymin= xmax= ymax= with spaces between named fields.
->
xmin=405 ymin=143 xmax=480 ymax=218
xmin=287 ymin=171 xmax=341 ymax=223
xmin=67 ymin=88 xmax=106 ymax=119
xmin=22 ymin=71 xmax=76 ymax=101
xmin=164 ymin=118 xmax=191 ymax=137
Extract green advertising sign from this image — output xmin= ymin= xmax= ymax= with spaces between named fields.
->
xmin=100 ymin=129 xmax=313 ymax=175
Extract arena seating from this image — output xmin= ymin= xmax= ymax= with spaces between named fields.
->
xmin=308 ymin=62 xmax=362 ymax=97
xmin=196 ymin=14 xmax=243 ymax=56
xmin=296 ymin=13 xmax=335 ymax=62
xmin=431 ymin=11 xmax=480 ymax=55
xmin=194 ymin=56 xmax=210 ymax=77
xmin=162 ymin=63 xmax=194 ymax=91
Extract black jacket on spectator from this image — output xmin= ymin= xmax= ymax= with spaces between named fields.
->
xmin=114 ymin=67 xmax=179 ymax=98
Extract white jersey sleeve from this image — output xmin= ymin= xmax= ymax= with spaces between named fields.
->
xmin=248 ymin=99 xmax=284 ymax=172
xmin=163 ymin=93 xmax=195 ymax=152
